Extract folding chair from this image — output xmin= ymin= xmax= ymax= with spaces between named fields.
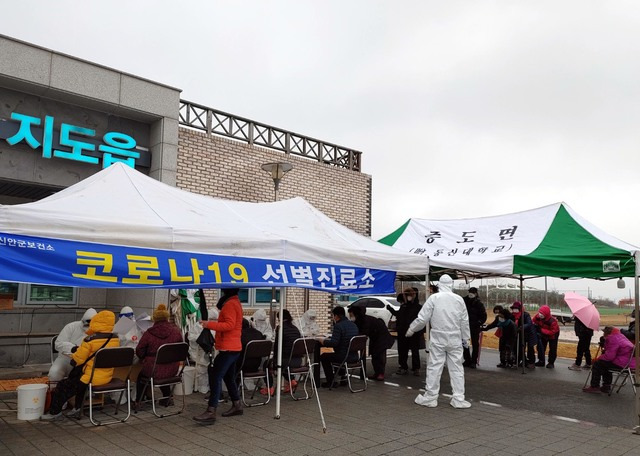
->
xmin=286 ymin=338 xmax=318 ymax=401
xmin=609 ymin=344 xmax=637 ymax=396
xmin=237 ymin=340 xmax=273 ymax=407
xmin=136 ymin=342 xmax=190 ymax=418
xmin=87 ymin=346 xmax=135 ymax=426
xmin=330 ymin=335 xmax=368 ymax=393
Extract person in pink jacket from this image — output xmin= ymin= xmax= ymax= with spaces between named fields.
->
xmin=583 ymin=326 xmax=636 ymax=394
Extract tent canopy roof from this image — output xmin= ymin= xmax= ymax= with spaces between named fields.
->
xmin=0 ymin=163 xmax=429 ymax=277
xmin=380 ymin=202 xmax=638 ymax=279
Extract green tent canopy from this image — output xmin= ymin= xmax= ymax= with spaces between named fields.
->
xmin=379 ymin=202 xmax=639 ymax=279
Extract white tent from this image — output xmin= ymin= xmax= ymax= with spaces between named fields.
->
xmin=0 ymin=162 xmax=429 ymax=292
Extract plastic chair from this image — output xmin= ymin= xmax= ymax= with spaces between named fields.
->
xmin=136 ymin=342 xmax=189 ymax=418
xmin=286 ymin=338 xmax=318 ymax=401
xmin=87 ymin=346 xmax=135 ymax=426
xmin=330 ymin=335 xmax=368 ymax=393
xmin=609 ymin=344 xmax=637 ymax=396
xmin=237 ymin=340 xmax=273 ymax=407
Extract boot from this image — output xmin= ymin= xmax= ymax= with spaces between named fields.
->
xmin=221 ymin=400 xmax=243 ymax=417
xmin=193 ymin=406 xmax=217 ymax=423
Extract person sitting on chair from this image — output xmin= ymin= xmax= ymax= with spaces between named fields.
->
xmin=41 ymin=311 xmax=119 ymax=421
xmin=134 ymin=304 xmax=183 ymax=410
xmin=583 ymin=326 xmax=635 ymax=394
xmin=264 ymin=309 xmax=302 ymax=395
xmin=316 ymin=306 xmax=359 ymax=388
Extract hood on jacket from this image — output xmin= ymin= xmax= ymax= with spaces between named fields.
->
xmin=147 ymin=320 xmax=178 ymax=339
xmin=81 ymin=308 xmax=97 ymax=327
xmin=119 ymin=306 xmax=135 ymax=319
xmin=87 ymin=310 xmax=116 ymax=335
xmin=438 ymin=274 xmax=454 ymax=293
xmin=538 ymin=305 xmax=552 ymax=319
xmin=253 ymin=309 xmax=267 ymax=322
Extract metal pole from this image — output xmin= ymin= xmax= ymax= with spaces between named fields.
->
xmin=544 ymin=277 xmax=548 ymax=306
xmin=634 ymin=252 xmax=640 ymax=434
xmin=274 ymin=289 xmax=285 ymax=419
xmin=520 ymin=275 xmax=526 ymax=374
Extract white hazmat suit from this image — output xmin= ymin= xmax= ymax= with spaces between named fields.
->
xmin=251 ymin=308 xmax=274 ymax=340
xmin=294 ymin=309 xmax=322 ymax=336
xmin=118 ymin=306 xmax=141 ymax=349
xmin=48 ymin=308 xmax=97 ymax=381
xmin=407 ymin=274 xmax=471 ymax=409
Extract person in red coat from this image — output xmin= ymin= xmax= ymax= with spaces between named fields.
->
xmin=193 ymin=288 xmax=244 ymax=424
xmin=134 ymin=304 xmax=183 ymax=408
xmin=533 ymin=305 xmax=560 ymax=368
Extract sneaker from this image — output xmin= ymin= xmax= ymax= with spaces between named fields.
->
xmin=534 ymin=361 xmax=545 ymax=367
xmin=396 ymin=368 xmax=408 ymax=375
xmin=496 ymin=363 xmax=507 ymax=368
xmin=375 ymin=374 xmax=385 ymax=381
xmin=65 ymin=408 xmax=82 ymax=420
xmin=582 ymin=386 xmax=602 ymax=394
xmin=568 ymin=364 xmax=582 ymax=371
xmin=582 ymin=365 xmax=592 ymax=370
xmin=450 ymin=399 xmax=472 ymax=409
xmin=546 ymin=363 xmax=555 ymax=369
xmin=260 ymin=386 xmax=275 ymax=395
xmin=40 ymin=412 xmax=63 ymax=421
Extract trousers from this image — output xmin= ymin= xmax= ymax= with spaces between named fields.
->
xmin=207 ymin=351 xmax=241 ymax=408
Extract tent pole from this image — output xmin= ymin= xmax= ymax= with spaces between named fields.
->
xmin=274 ymin=291 xmax=285 ymax=419
xmin=634 ymin=252 xmax=640 ymax=434
xmin=520 ymin=275 xmax=526 ymax=375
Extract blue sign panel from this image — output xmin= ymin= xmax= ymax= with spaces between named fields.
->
xmin=0 ymin=232 xmax=396 ymax=294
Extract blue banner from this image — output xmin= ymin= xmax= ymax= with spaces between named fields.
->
xmin=0 ymin=232 xmax=396 ymax=294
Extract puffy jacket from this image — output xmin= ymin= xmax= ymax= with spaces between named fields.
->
xmin=409 ymin=274 xmax=471 ymax=347
xmin=463 ymin=296 xmax=487 ymax=330
xmin=355 ymin=314 xmax=395 ymax=354
xmin=600 ymin=329 xmax=636 ymax=369
xmin=136 ymin=320 xmax=183 ymax=378
xmin=274 ymin=321 xmax=302 ymax=367
xmin=72 ymin=310 xmax=119 ymax=385
xmin=204 ymin=295 xmax=243 ymax=352
xmin=388 ymin=298 xmax=423 ymax=335
xmin=533 ymin=306 xmax=560 ymax=340
xmin=323 ymin=316 xmax=359 ymax=362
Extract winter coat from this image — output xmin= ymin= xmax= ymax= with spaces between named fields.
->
xmin=463 ymin=296 xmax=487 ymax=331
xmin=323 ymin=316 xmax=359 ymax=362
xmin=574 ymin=317 xmax=594 ymax=338
xmin=136 ymin=320 xmax=183 ymax=379
xmin=355 ymin=315 xmax=395 ymax=355
xmin=600 ymin=329 xmax=636 ymax=369
xmin=237 ymin=323 xmax=266 ymax=372
xmin=72 ymin=311 xmax=119 ymax=385
xmin=409 ymin=275 xmax=471 ymax=347
xmin=274 ymin=321 xmax=302 ymax=367
xmin=388 ymin=299 xmax=423 ymax=335
xmin=533 ymin=306 xmax=560 ymax=340
xmin=497 ymin=319 xmax=517 ymax=345
xmin=514 ymin=311 xmax=537 ymax=343
xmin=204 ymin=295 xmax=243 ymax=352
xmin=621 ymin=320 xmax=635 ymax=342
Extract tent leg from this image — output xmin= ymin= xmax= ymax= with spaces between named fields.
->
xmin=634 ymin=263 xmax=640 ymax=434
xmin=520 ymin=276 xmax=526 ymax=375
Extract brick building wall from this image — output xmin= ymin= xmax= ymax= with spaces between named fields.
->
xmin=176 ymin=128 xmax=372 ymax=331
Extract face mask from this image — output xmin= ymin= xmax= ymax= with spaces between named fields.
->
xmin=468 ymin=293 xmax=476 ymax=298
xmin=349 ymin=316 xmax=356 ymax=322
xmin=538 ymin=313 xmax=545 ymax=319
xmin=511 ymin=309 xmax=520 ymax=314
xmin=498 ymin=317 xmax=505 ymax=322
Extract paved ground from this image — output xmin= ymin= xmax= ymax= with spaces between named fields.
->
xmin=1 ymin=349 xmax=639 ymax=455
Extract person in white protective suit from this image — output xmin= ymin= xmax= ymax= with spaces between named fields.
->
xmin=251 ymin=308 xmax=274 ymax=340
xmin=48 ymin=308 xmax=97 ymax=381
xmin=118 ymin=306 xmax=141 ymax=349
xmin=406 ymin=274 xmax=472 ymax=409
xmin=294 ymin=309 xmax=322 ymax=337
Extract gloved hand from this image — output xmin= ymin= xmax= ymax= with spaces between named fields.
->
xmin=405 ymin=329 xmax=415 ymax=338
xmin=70 ymin=345 xmax=78 ymax=353
xmin=462 ymin=340 xmax=469 ymax=349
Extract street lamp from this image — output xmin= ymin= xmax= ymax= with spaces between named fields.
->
xmin=260 ymin=161 xmax=293 ymax=420
xmin=261 ymin=162 xmax=293 ymax=202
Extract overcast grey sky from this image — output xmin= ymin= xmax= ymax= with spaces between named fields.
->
xmin=4 ymin=1 xmax=640 ymax=301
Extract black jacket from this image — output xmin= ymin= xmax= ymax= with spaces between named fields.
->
xmin=238 ymin=325 xmax=265 ymax=372
xmin=463 ymin=296 xmax=487 ymax=330
xmin=574 ymin=317 xmax=594 ymax=338
xmin=388 ymin=299 xmax=423 ymax=335
xmin=621 ymin=320 xmax=636 ymax=342
xmin=355 ymin=315 xmax=394 ymax=354
xmin=274 ymin=321 xmax=302 ymax=367
xmin=324 ymin=316 xmax=359 ymax=362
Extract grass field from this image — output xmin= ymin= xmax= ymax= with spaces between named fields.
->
xmin=481 ymin=332 xmax=597 ymax=360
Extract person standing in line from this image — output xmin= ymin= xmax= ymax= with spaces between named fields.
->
xmin=407 ymin=274 xmax=471 ymax=409
xmin=387 ymin=288 xmax=423 ymax=376
xmin=462 ymin=287 xmax=487 ymax=369
xmin=193 ymin=288 xmax=244 ymax=424
xmin=510 ymin=301 xmax=537 ymax=369
xmin=533 ymin=305 xmax=560 ymax=368
xmin=568 ymin=315 xmax=594 ymax=371
xmin=348 ymin=305 xmax=394 ymax=381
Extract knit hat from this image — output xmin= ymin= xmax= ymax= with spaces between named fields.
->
xmin=468 ymin=287 xmax=478 ymax=294
xmin=153 ymin=304 xmax=170 ymax=322
xmin=510 ymin=301 xmax=522 ymax=310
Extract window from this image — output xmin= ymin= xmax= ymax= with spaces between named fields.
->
xmin=0 ymin=282 xmax=77 ymax=306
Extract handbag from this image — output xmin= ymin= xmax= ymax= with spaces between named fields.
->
xmin=196 ymin=328 xmax=215 ymax=355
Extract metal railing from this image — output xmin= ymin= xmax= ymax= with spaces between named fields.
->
xmin=178 ymin=100 xmax=362 ymax=171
